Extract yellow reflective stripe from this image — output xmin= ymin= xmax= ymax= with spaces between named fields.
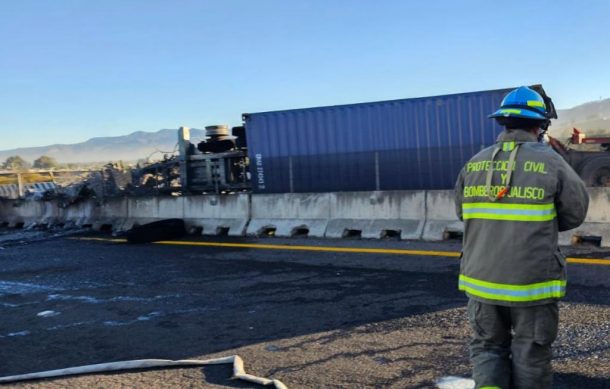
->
xmin=527 ymin=100 xmax=545 ymax=108
xmin=463 ymin=212 xmax=556 ymax=221
xmin=460 ymin=274 xmax=566 ymax=291
xmin=459 ymin=284 xmax=565 ymax=302
xmin=459 ymin=274 xmax=566 ymax=302
xmin=480 ymin=387 xmax=502 ymax=389
xmin=502 ymin=141 xmax=515 ymax=151
xmin=499 ymin=108 xmax=521 ymax=114
xmin=462 ymin=202 xmax=556 ymax=221
xmin=463 ymin=202 xmax=554 ymax=210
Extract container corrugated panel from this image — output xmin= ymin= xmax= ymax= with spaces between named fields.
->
xmin=244 ymin=87 xmax=515 ymax=193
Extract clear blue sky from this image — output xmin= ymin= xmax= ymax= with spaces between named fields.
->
xmin=1 ymin=0 xmax=609 ymax=150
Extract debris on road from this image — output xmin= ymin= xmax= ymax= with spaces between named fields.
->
xmin=36 ymin=310 xmax=60 ymax=318
xmin=436 ymin=376 xmax=475 ymax=389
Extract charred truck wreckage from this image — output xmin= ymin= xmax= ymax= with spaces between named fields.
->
xmin=80 ymin=124 xmax=251 ymax=201
xmin=178 ymin=125 xmax=250 ymax=194
xmin=124 ymin=124 xmax=250 ymax=197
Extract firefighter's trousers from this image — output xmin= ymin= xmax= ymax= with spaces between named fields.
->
xmin=467 ymin=299 xmax=559 ymax=389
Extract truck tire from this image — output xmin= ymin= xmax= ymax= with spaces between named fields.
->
xmin=125 ymin=219 xmax=186 ymax=244
xmin=579 ymin=156 xmax=610 ymax=187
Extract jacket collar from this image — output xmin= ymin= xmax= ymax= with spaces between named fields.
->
xmin=496 ymin=129 xmax=538 ymax=143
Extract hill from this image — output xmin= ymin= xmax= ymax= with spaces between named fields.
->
xmin=552 ymin=98 xmax=610 ymax=138
xmin=0 ymin=128 xmax=207 ymax=164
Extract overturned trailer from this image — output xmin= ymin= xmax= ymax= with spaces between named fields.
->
xmin=176 ymin=85 xmax=609 ymax=195
xmin=242 ymin=87 xmax=513 ymax=193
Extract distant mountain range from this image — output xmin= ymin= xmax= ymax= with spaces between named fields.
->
xmin=1 ymin=99 xmax=609 ymax=164
xmin=552 ymin=98 xmax=610 ymax=137
xmin=0 ymin=128 xmax=207 ymax=164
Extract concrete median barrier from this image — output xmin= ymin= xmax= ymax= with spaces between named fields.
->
xmin=126 ymin=197 xmax=185 ymax=230
xmin=0 ymin=199 xmax=18 ymax=226
xmin=95 ymin=199 xmax=129 ymax=231
xmin=60 ymin=200 xmax=99 ymax=227
xmin=0 ymin=200 xmax=60 ymax=228
xmin=184 ymin=194 xmax=249 ymax=236
xmin=1 ymin=199 xmax=90 ymax=228
xmin=559 ymin=187 xmax=610 ymax=247
xmin=422 ymin=190 xmax=463 ymax=241
xmin=247 ymin=193 xmax=330 ymax=237
xmin=7 ymin=201 xmax=41 ymax=228
xmin=325 ymin=191 xmax=425 ymax=240
xmin=2 ymin=188 xmax=608 ymax=248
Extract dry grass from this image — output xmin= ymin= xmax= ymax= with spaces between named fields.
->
xmin=0 ymin=172 xmax=54 ymax=185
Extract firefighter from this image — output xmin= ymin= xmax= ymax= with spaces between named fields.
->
xmin=454 ymin=86 xmax=589 ymax=388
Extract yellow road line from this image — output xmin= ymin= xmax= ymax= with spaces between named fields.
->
xmin=152 ymin=240 xmax=461 ymax=257
xmin=74 ymin=237 xmax=610 ymax=265
xmin=565 ymin=258 xmax=610 ymax=266
xmin=75 ymin=237 xmax=459 ymax=257
xmin=78 ymin=237 xmax=127 ymax=243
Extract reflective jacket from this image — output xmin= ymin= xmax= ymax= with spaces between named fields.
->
xmin=454 ymin=129 xmax=589 ymax=306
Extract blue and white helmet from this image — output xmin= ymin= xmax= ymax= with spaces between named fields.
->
xmin=489 ymin=86 xmax=548 ymax=120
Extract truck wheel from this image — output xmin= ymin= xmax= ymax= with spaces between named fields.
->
xmin=579 ymin=156 xmax=610 ymax=187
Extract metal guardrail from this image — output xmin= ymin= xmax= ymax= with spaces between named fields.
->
xmin=0 ymin=182 xmax=57 ymax=199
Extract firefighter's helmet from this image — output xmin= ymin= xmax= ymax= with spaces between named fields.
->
xmin=489 ymin=86 xmax=548 ymax=120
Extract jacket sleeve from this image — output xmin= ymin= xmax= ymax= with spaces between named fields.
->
xmin=555 ymin=158 xmax=589 ymax=232
xmin=454 ymin=167 xmax=465 ymax=221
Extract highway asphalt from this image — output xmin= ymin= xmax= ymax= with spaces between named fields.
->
xmin=0 ymin=229 xmax=609 ymax=388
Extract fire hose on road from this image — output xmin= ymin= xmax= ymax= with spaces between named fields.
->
xmin=0 ymin=355 xmax=288 ymax=388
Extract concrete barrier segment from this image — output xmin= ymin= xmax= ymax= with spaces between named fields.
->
xmin=559 ymin=187 xmax=610 ymax=247
xmin=584 ymin=188 xmax=610 ymax=223
xmin=94 ymin=199 xmax=129 ymax=232
xmin=184 ymin=194 xmax=249 ymax=236
xmin=6 ymin=201 xmax=56 ymax=228
xmin=0 ymin=199 xmax=19 ymax=226
xmin=248 ymin=218 xmax=328 ymax=238
xmin=60 ymin=200 xmax=100 ymax=227
xmin=0 ymin=201 xmax=45 ymax=228
xmin=326 ymin=191 xmax=425 ymax=240
xmin=39 ymin=201 xmax=61 ymax=226
xmin=422 ymin=190 xmax=464 ymax=241
xmin=247 ymin=193 xmax=331 ymax=237
xmin=123 ymin=197 xmax=186 ymax=231
xmin=10 ymin=201 xmax=40 ymax=228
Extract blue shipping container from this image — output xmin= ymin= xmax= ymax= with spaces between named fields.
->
xmin=243 ymin=87 xmax=519 ymax=193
